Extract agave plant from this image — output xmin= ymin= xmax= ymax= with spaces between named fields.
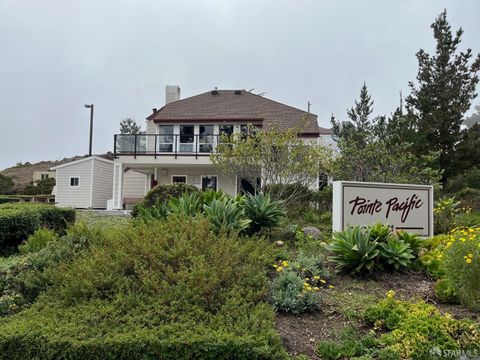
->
xmin=243 ymin=193 xmax=285 ymax=234
xmin=137 ymin=201 xmax=169 ymax=222
xmin=168 ymin=192 xmax=204 ymax=217
xmin=379 ymin=238 xmax=415 ymax=271
xmin=368 ymin=223 xmax=392 ymax=243
xmin=201 ymin=189 xmax=229 ymax=205
xmin=395 ymin=230 xmax=424 ymax=256
xmin=203 ymin=198 xmax=251 ymax=234
xmin=327 ymin=226 xmax=380 ymax=274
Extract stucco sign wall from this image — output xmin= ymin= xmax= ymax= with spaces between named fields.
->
xmin=333 ymin=181 xmax=434 ymax=237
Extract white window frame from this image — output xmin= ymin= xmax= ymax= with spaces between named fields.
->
xmin=157 ymin=124 xmax=174 ymax=153
xmin=171 ymin=175 xmax=188 ymax=184
xmin=201 ymin=175 xmax=218 ymax=191
xmin=179 ymin=125 xmax=196 ymax=153
xmin=69 ymin=176 xmax=80 ymax=187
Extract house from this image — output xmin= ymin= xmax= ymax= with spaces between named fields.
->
xmin=32 ymin=170 xmax=56 ymax=186
xmin=51 ymin=156 xmax=114 ymax=209
xmin=112 ymin=86 xmax=333 ymax=210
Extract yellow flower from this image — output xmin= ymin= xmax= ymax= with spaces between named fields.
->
xmin=313 ymin=275 xmax=320 ymax=280
xmin=313 ymin=287 xmax=319 ymax=291
xmin=466 ymin=258 xmax=472 ymax=264
xmin=276 ymin=266 xmax=283 ymax=272
xmin=320 ymin=279 xmax=326 ymax=284
xmin=468 ymin=253 xmax=474 ymax=258
xmin=328 ymin=285 xmax=335 ymax=289
xmin=460 ymin=237 xmax=466 ymax=242
xmin=386 ymin=290 xmax=396 ymax=299
xmin=281 ymin=260 xmax=289 ymax=267
xmin=273 ymin=264 xmax=278 ymax=268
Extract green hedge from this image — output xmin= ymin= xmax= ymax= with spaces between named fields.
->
xmin=0 ymin=217 xmax=288 ymax=359
xmin=0 ymin=203 xmax=75 ymax=252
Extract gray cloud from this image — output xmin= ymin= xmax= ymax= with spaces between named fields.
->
xmin=0 ymin=0 xmax=479 ymax=169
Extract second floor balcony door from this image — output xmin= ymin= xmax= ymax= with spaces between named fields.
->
xmin=179 ymin=125 xmax=194 ymax=152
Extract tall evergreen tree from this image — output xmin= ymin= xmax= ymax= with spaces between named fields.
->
xmin=331 ymin=82 xmax=374 ymax=147
xmin=120 ymin=118 xmax=141 ymax=134
xmin=406 ymin=10 xmax=480 ymax=183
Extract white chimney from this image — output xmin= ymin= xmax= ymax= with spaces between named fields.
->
xmin=165 ymin=85 xmax=181 ymax=104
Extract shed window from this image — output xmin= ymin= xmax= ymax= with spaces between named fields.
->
xmin=70 ymin=177 xmax=80 ymax=187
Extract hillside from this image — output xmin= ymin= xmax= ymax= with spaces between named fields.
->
xmin=0 ymin=153 xmax=114 ymax=192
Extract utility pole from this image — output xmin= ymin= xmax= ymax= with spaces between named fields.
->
xmin=84 ymin=104 xmax=94 ymax=156
xmin=307 ymin=101 xmax=311 ymax=113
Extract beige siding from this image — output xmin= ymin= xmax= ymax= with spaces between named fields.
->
xmin=156 ymin=167 xmax=236 ymax=196
xmin=55 ymin=160 xmax=93 ymax=208
xmin=91 ymin=159 xmax=114 ymax=209
xmin=123 ymin=170 xmax=147 ymax=198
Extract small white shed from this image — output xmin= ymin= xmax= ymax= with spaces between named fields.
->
xmin=51 ymin=156 xmax=114 ymax=209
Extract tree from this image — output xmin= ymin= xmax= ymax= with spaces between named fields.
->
xmin=0 ymin=174 xmax=14 ymax=194
xmin=119 ymin=118 xmax=141 ymax=134
xmin=332 ymin=82 xmax=374 ymax=148
xmin=210 ymin=124 xmax=332 ymax=205
xmin=450 ymin=124 xmax=480 ymax=175
xmin=464 ymin=104 xmax=480 ymax=129
xmin=331 ymin=84 xmax=442 ymax=187
xmin=406 ymin=10 xmax=480 ymax=183
xmin=23 ymin=178 xmax=56 ymax=195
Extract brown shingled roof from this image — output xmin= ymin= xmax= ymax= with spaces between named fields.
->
xmin=147 ymin=90 xmax=332 ymax=135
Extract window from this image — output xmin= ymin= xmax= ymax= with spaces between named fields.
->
xmin=219 ymin=125 xmax=234 ymax=139
xmin=172 ymin=175 xmax=187 ymax=184
xmin=41 ymin=174 xmax=49 ymax=180
xmin=201 ymin=175 xmax=217 ymax=191
xmin=158 ymin=125 xmax=173 ymax=152
xmin=70 ymin=177 xmax=80 ymax=187
xmin=199 ymin=125 xmax=214 ymax=153
xmin=179 ymin=125 xmax=194 ymax=152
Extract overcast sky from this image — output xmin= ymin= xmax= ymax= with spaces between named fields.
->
xmin=0 ymin=0 xmax=479 ymax=170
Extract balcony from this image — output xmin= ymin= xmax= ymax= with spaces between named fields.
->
xmin=114 ymin=134 xmax=227 ymax=159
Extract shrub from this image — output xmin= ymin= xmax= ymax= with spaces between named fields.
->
xmin=442 ymin=226 xmax=480 ymax=310
xmin=131 ymin=183 xmax=199 ymax=217
xmin=0 ymin=203 xmax=75 ymax=253
xmin=433 ymin=196 xmax=470 ymax=234
xmin=363 ymin=298 xmax=480 ymax=359
xmin=311 ymin=186 xmax=332 ymax=212
xmin=378 ymin=238 xmax=414 ymax=271
xmin=418 ymin=234 xmax=449 ymax=279
xmin=327 ymin=227 xmax=380 ymax=274
xmin=270 ymin=269 xmax=320 ymax=314
xmin=455 ymin=188 xmax=480 ymax=212
xmin=243 ymin=193 xmax=285 ymax=234
xmin=434 ymin=278 xmax=459 ymax=304
xmin=0 ymin=222 xmax=104 ymax=316
xmin=0 ymin=217 xmax=288 ymax=359
xmin=19 ymin=228 xmax=59 ymax=254
xmin=369 ymin=223 xmax=391 ymax=243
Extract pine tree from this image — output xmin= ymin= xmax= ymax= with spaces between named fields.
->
xmin=120 ymin=118 xmax=141 ymax=134
xmin=331 ymin=82 xmax=374 ymax=148
xmin=406 ymin=10 xmax=480 ymax=183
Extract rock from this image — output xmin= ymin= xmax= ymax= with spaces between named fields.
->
xmin=302 ymin=226 xmax=321 ymax=239
xmin=275 ymin=240 xmax=285 ymax=247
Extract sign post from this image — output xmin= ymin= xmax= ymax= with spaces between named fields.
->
xmin=333 ymin=181 xmax=434 ymax=237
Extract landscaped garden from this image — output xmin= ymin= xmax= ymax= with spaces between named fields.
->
xmin=0 ymin=182 xmax=479 ymax=360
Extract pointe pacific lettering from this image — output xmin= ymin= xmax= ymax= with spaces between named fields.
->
xmin=349 ymin=196 xmax=382 ymax=215
xmin=385 ymin=194 xmax=423 ymax=223
xmin=348 ymin=193 xmax=423 ymax=223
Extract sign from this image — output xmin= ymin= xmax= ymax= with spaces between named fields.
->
xmin=333 ymin=181 xmax=434 ymax=236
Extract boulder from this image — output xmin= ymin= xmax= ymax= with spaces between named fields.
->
xmin=302 ymin=226 xmax=321 ymax=239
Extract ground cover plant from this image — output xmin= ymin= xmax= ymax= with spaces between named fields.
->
xmin=316 ymin=294 xmax=480 ymax=360
xmin=0 ymin=216 xmax=288 ymax=360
